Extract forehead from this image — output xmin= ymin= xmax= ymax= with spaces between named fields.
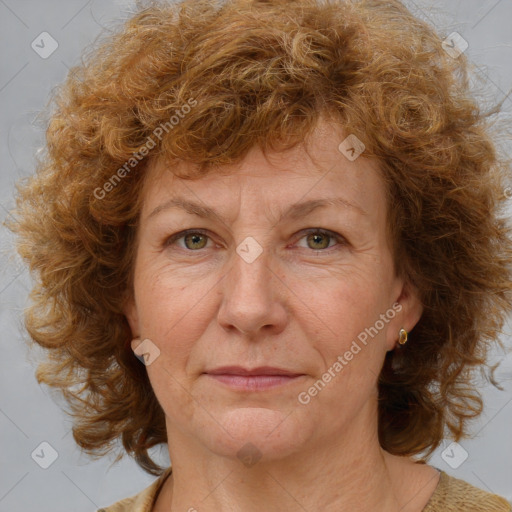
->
xmin=139 ymin=120 xmax=386 ymax=223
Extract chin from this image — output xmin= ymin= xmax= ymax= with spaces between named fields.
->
xmin=199 ymin=407 xmax=313 ymax=463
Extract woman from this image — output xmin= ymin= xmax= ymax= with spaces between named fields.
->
xmin=8 ymin=0 xmax=512 ymax=510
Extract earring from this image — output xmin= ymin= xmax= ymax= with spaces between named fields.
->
xmin=398 ymin=328 xmax=408 ymax=345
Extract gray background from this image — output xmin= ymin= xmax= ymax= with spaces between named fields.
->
xmin=0 ymin=1 xmax=511 ymax=510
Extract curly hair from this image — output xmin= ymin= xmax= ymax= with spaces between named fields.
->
xmin=7 ymin=0 xmax=512 ymax=476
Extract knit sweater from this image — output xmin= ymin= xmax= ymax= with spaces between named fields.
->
xmin=97 ymin=467 xmax=511 ymax=512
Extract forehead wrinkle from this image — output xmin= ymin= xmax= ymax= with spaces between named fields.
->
xmin=145 ymin=196 xmax=367 ymax=226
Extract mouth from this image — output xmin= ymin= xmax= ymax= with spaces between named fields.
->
xmin=203 ymin=366 xmax=306 ymax=391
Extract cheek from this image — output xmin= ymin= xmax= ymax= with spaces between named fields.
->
xmin=137 ymin=272 xmax=215 ymax=422
xmin=292 ymin=270 xmax=393 ymax=404
xmin=295 ymin=269 xmax=389 ymax=350
xmin=135 ymin=266 xmax=214 ymax=360
xmin=294 ymin=284 xmax=388 ymax=421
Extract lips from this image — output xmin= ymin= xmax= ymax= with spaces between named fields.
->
xmin=204 ymin=366 xmax=305 ymax=391
xmin=205 ymin=366 xmax=303 ymax=377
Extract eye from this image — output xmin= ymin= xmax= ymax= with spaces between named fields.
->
xmin=164 ymin=228 xmax=347 ymax=253
xmin=295 ymin=229 xmax=346 ymax=251
xmin=164 ymin=229 xmax=212 ymax=251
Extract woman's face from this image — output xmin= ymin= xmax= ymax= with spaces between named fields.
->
xmin=124 ymin=119 xmax=423 ymax=463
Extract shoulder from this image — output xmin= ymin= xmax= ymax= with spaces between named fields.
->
xmin=96 ymin=467 xmax=173 ymax=512
xmin=423 ymin=470 xmax=511 ymax=512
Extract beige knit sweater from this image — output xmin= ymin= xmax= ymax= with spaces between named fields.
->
xmin=422 ymin=470 xmax=510 ymax=511
xmin=98 ymin=467 xmax=511 ymax=511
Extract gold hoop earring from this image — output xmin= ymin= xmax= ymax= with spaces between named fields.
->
xmin=398 ymin=328 xmax=408 ymax=345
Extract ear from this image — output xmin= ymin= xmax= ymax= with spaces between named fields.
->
xmin=122 ymin=294 xmax=140 ymax=340
xmin=385 ymin=278 xmax=423 ymax=351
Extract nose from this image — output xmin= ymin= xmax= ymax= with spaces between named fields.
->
xmin=216 ymin=239 xmax=288 ymax=337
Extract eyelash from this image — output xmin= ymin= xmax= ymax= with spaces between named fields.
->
xmin=164 ymin=228 xmax=347 ymax=253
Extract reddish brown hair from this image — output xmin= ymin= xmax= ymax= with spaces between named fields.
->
xmin=7 ymin=0 xmax=512 ymax=476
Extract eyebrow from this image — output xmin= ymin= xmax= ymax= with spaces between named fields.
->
xmin=146 ymin=196 xmax=367 ymax=224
